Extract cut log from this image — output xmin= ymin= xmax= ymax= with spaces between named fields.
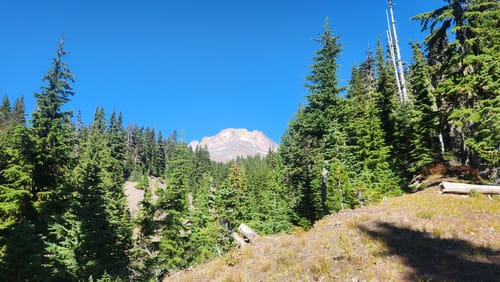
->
xmin=237 ymin=223 xmax=259 ymax=243
xmin=440 ymin=181 xmax=500 ymax=195
xmin=231 ymin=232 xmax=247 ymax=248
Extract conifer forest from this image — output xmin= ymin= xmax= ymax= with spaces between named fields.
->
xmin=0 ymin=1 xmax=498 ymax=281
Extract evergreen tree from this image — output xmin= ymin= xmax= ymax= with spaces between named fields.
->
xmin=108 ymin=111 xmax=128 ymax=179
xmin=408 ymin=42 xmax=441 ymax=171
xmin=31 ymin=38 xmax=75 ymax=204
xmin=214 ymin=164 xmax=245 ymax=231
xmin=185 ymin=172 xmax=230 ymax=265
xmin=191 ymin=145 xmax=212 ymax=194
xmin=251 ymin=153 xmax=294 ymax=233
xmin=345 ymin=61 xmax=401 ymax=200
xmin=0 ymin=124 xmax=42 ymax=281
xmin=374 ymin=40 xmax=397 ymax=147
xmin=414 ymin=0 xmax=500 ymax=168
xmin=12 ymin=96 xmax=26 ymax=126
xmin=130 ymin=179 xmax=158 ymax=281
xmin=322 ymin=122 xmax=359 ymax=211
xmin=126 ymin=124 xmax=145 ymax=177
xmin=153 ymin=131 xmax=166 ymax=177
xmin=138 ymin=141 xmax=192 ymax=278
xmin=280 ymin=18 xmax=344 ymax=227
xmin=28 ymin=38 xmax=77 ymax=279
xmin=70 ymin=107 xmax=131 ymax=280
xmin=0 ymin=95 xmax=11 ymax=130
xmin=143 ymin=127 xmax=157 ymax=176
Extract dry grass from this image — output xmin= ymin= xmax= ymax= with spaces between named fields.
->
xmin=167 ymin=183 xmax=500 ymax=282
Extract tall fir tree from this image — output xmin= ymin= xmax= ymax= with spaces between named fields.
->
xmin=280 ymin=18 xmax=344 ymax=227
xmin=374 ymin=40 xmax=397 ymax=148
xmin=0 ymin=95 xmax=11 ymax=130
xmin=31 ymin=38 xmax=75 ymax=206
xmin=185 ymin=171 xmax=230 ymax=265
xmin=12 ymin=96 xmax=26 ymax=126
xmin=130 ymin=178 xmax=158 ymax=281
xmin=29 ymin=38 xmax=77 ymax=280
xmin=154 ymin=142 xmax=191 ymax=277
xmin=108 ymin=111 xmax=128 ymax=179
xmin=408 ymin=42 xmax=441 ymax=172
xmin=70 ymin=107 xmax=131 ymax=280
xmin=414 ymin=0 xmax=500 ymax=168
xmin=251 ymin=152 xmax=294 ymax=233
xmin=345 ymin=62 xmax=401 ymax=200
xmin=0 ymin=100 xmax=41 ymax=281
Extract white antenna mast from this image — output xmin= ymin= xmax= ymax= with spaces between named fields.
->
xmin=386 ymin=11 xmax=402 ymax=101
xmin=387 ymin=0 xmax=408 ymax=102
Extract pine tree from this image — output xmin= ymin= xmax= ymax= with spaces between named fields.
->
xmin=31 ymin=38 xmax=75 ymax=204
xmin=374 ymin=40 xmax=397 ymax=147
xmin=461 ymin=1 xmax=500 ymax=166
xmin=280 ymin=18 xmax=344 ymax=227
xmin=108 ymin=111 xmax=129 ymax=182
xmin=27 ymin=38 xmax=77 ymax=280
xmin=414 ymin=0 xmax=500 ymax=168
xmin=12 ymin=96 xmax=26 ymax=125
xmin=153 ymin=131 xmax=166 ymax=177
xmin=345 ymin=60 xmax=401 ymax=200
xmin=322 ymin=121 xmax=359 ymax=211
xmin=0 ymin=95 xmax=11 ymax=130
xmin=185 ymin=172 xmax=229 ymax=265
xmin=143 ymin=127 xmax=157 ymax=176
xmin=251 ymin=153 xmax=294 ymax=233
xmin=130 ymin=179 xmax=158 ymax=281
xmin=144 ymin=142 xmax=191 ymax=277
xmin=0 ymin=96 xmax=25 ymax=131
xmin=70 ymin=107 xmax=131 ymax=279
xmin=0 ymin=124 xmax=42 ymax=281
xmin=191 ymin=145 xmax=212 ymax=194
xmin=126 ymin=124 xmax=145 ymax=177
xmin=214 ymin=164 xmax=245 ymax=231
xmin=408 ymin=43 xmax=441 ymax=171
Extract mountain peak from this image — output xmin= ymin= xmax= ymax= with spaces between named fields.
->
xmin=189 ymin=128 xmax=278 ymax=162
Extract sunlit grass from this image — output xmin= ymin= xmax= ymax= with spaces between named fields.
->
xmin=338 ymin=234 xmax=353 ymax=260
xmin=416 ymin=210 xmax=435 ymax=219
xmin=276 ymin=249 xmax=296 ymax=267
xmin=310 ymin=255 xmax=332 ymax=277
xmin=432 ymin=228 xmax=445 ymax=239
xmin=221 ymin=270 xmax=243 ymax=282
xmin=167 ymin=185 xmax=500 ymax=282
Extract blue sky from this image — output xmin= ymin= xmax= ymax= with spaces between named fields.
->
xmin=0 ymin=0 xmax=443 ymax=143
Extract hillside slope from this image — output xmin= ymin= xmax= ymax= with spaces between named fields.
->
xmin=167 ymin=185 xmax=500 ymax=282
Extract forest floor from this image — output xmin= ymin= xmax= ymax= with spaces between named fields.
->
xmin=166 ymin=178 xmax=500 ymax=282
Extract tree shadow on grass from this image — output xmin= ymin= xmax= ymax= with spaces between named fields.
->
xmin=358 ymin=222 xmax=500 ymax=282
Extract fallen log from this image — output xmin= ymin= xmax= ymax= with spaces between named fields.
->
xmin=231 ymin=232 xmax=247 ymax=248
xmin=237 ymin=223 xmax=259 ymax=244
xmin=440 ymin=181 xmax=500 ymax=195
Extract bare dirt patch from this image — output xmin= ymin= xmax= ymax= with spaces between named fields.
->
xmin=124 ymin=181 xmax=144 ymax=219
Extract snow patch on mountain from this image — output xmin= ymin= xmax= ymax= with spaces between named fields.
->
xmin=189 ymin=128 xmax=278 ymax=162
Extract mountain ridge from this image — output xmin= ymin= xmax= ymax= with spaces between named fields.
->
xmin=189 ymin=128 xmax=278 ymax=163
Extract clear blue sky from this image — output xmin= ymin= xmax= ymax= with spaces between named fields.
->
xmin=0 ymin=0 xmax=443 ymax=143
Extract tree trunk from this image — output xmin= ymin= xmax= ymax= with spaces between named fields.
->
xmin=321 ymin=166 xmax=329 ymax=215
xmin=441 ymin=181 xmax=500 ymax=195
xmin=237 ymin=223 xmax=259 ymax=244
xmin=232 ymin=232 xmax=247 ymax=248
